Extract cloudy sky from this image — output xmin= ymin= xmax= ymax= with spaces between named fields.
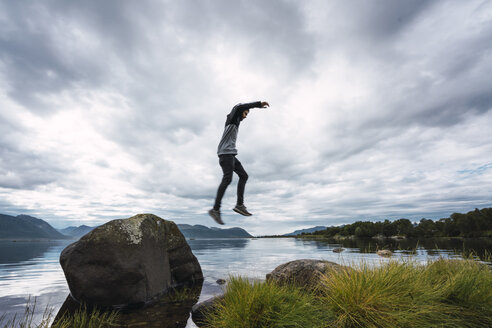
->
xmin=1 ymin=0 xmax=491 ymax=235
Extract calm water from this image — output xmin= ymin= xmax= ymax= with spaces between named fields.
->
xmin=0 ymin=237 xmax=490 ymax=327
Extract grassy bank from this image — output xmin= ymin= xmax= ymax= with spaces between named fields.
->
xmin=203 ymin=258 xmax=492 ymax=328
xmin=2 ymin=259 xmax=490 ymax=327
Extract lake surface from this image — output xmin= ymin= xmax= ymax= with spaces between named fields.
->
xmin=0 ymin=237 xmax=490 ymax=327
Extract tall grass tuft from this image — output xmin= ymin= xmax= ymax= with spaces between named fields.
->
xmin=0 ymin=297 xmax=119 ymax=328
xmin=319 ymin=258 xmax=492 ymax=328
xmin=203 ymin=276 xmax=332 ymax=328
xmin=51 ymin=305 xmax=119 ymax=328
xmin=0 ymin=297 xmax=52 ymax=328
xmin=424 ymin=258 xmax=492 ymax=327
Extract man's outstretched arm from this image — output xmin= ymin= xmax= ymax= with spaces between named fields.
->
xmin=234 ymin=101 xmax=269 ymax=112
xmin=230 ymin=101 xmax=269 ymax=121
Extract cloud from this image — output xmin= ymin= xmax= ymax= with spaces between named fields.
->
xmin=0 ymin=0 xmax=491 ymax=235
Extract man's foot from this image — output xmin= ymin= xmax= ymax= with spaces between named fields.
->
xmin=233 ymin=204 xmax=252 ymax=216
xmin=209 ymin=209 xmax=224 ymax=225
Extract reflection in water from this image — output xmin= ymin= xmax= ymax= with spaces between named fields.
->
xmin=0 ymin=240 xmax=70 ymax=298
xmin=306 ymin=237 xmax=492 ymax=261
xmin=0 ymin=240 xmax=72 ymax=324
xmin=187 ymin=238 xmax=249 ymax=251
xmin=0 ymin=241 xmax=55 ymax=264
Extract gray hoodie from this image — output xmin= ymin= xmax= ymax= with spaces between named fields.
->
xmin=217 ymin=101 xmax=262 ymax=155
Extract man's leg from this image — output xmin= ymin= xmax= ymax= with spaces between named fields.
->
xmin=232 ymin=157 xmax=252 ymax=216
xmin=233 ymin=157 xmax=248 ymax=206
xmin=213 ymin=155 xmax=235 ymax=211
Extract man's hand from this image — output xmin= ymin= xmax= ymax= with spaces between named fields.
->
xmin=261 ymin=101 xmax=270 ymax=108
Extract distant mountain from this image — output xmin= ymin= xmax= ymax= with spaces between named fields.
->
xmin=0 ymin=213 xmax=252 ymax=239
xmin=58 ymin=225 xmax=97 ymax=238
xmin=177 ymin=224 xmax=253 ymax=238
xmin=283 ymin=226 xmax=327 ymax=236
xmin=58 ymin=226 xmax=78 ymax=235
xmin=0 ymin=214 xmax=67 ymax=239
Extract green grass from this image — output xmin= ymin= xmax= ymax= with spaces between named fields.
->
xmin=204 ymin=259 xmax=492 ymax=328
xmin=203 ymin=276 xmax=332 ymax=328
xmin=0 ymin=298 xmax=119 ymax=328
xmin=51 ymin=305 xmax=119 ymax=328
xmin=164 ymin=286 xmax=201 ymax=303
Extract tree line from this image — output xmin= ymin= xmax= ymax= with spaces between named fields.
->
xmin=304 ymin=208 xmax=492 ymax=238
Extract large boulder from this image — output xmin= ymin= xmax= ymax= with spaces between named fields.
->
xmin=59 ymin=214 xmax=203 ymax=308
xmin=266 ymin=259 xmax=344 ymax=289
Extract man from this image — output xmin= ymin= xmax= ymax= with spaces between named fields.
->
xmin=209 ymin=101 xmax=270 ymax=225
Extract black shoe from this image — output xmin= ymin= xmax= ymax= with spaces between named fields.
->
xmin=233 ymin=204 xmax=252 ymax=216
xmin=209 ymin=209 xmax=224 ymax=225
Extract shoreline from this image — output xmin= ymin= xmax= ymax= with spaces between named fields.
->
xmin=296 ymin=234 xmax=492 ymax=241
xmin=259 ymin=234 xmax=492 ymax=241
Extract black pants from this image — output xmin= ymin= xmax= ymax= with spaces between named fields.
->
xmin=213 ymin=154 xmax=248 ymax=210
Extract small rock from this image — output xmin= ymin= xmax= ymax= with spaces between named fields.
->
xmin=332 ymin=247 xmax=344 ymax=253
xmin=266 ymin=259 xmax=345 ymax=289
xmin=377 ymin=249 xmax=392 ymax=257
xmin=216 ymin=279 xmax=226 ymax=285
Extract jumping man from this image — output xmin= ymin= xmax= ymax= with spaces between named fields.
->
xmin=209 ymin=101 xmax=270 ymax=225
